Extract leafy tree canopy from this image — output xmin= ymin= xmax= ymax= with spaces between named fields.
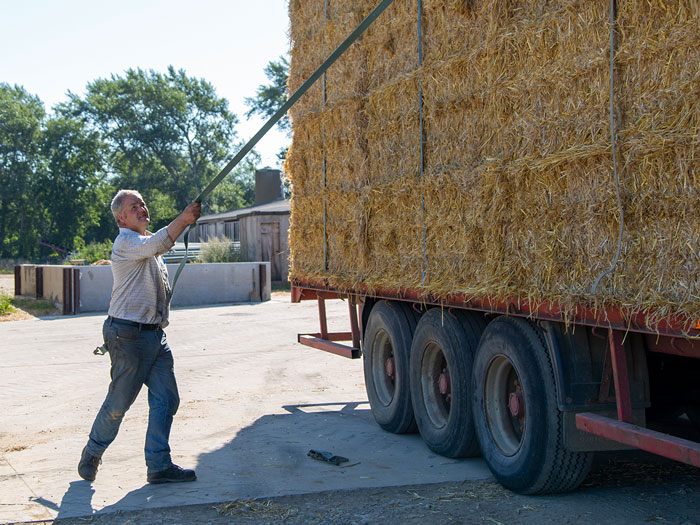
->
xmin=62 ymin=66 xmax=253 ymax=229
xmin=245 ymin=56 xmax=290 ymax=133
xmin=39 ymin=116 xmax=110 ymax=250
xmin=0 ymin=84 xmax=45 ymax=258
xmin=0 ymin=59 xmax=292 ymax=260
xmin=208 ymin=150 xmax=261 ymax=214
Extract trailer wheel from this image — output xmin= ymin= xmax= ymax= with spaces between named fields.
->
xmin=472 ymin=317 xmax=593 ymax=494
xmin=410 ymin=309 xmax=485 ymax=457
xmin=363 ymin=301 xmax=417 ymax=434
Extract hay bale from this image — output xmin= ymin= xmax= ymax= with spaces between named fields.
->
xmin=286 ymin=0 xmax=700 ymax=327
xmin=614 ymin=1 xmax=700 ymax=316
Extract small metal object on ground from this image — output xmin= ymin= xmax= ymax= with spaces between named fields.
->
xmin=308 ymin=449 xmax=349 ymax=466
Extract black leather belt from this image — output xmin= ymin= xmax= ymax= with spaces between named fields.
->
xmin=108 ymin=316 xmax=160 ymax=331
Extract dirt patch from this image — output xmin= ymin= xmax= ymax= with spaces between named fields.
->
xmin=0 ymin=274 xmax=61 ymax=321
xmin=0 ymin=444 xmax=28 ymax=454
xmin=0 ymin=309 xmax=35 ymax=322
xmin=0 ymin=297 xmax=60 ymax=322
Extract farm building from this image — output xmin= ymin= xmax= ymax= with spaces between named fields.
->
xmin=194 ymin=169 xmax=290 ymax=283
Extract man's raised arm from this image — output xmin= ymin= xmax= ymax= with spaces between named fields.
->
xmin=167 ymin=202 xmax=202 ymax=242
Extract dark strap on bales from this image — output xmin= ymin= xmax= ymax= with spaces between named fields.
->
xmin=169 ymin=0 xmax=397 ymax=297
xmin=591 ymin=0 xmax=624 ymax=294
xmin=418 ymin=0 xmax=426 ymax=282
xmin=322 ymin=0 xmax=329 ymax=272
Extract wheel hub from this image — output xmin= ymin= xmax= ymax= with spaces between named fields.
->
xmin=484 ymin=355 xmax=525 ymax=456
xmin=508 ymin=391 xmax=524 ymax=418
xmin=438 ymin=369 xmax=451 ymax=396
xmin=385 ymin=357 xmax=395 ymax=380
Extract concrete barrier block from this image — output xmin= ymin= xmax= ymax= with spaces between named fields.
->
xmin=14 ymin=262 xmax=271 ymax=314
xmin=77 ymin=266 xmax=114 ymax=312
xmin=167 ymin=262 xmax=271 ymax=307
xmin=19 ymin=265 xmax=36 ymax=296
xmin=41 ymin=266 xmax=66 ymax=304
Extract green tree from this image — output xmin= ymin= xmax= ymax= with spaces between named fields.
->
xmin=38 ymin=115 xmax=111 ymax=251
xmin=0 ymin=68 xmax=264 ymax=260
xmin=71 ymin=239 xmax=113 ymax=264
xmin=82 ymin=181 xmax=117 ymax=246
xmin=0 ymin=84 xmax=45 ymax=258
xmin=245 ymin=56 xmax=290 ymax=134
xmin=63 ymin=66 xmax=250 ymax=229
xmin=207 ymin=150 xmax=260 ymax=213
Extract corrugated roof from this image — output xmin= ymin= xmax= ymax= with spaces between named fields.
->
xmin=198 ymin=198 xmax=290 ymax=223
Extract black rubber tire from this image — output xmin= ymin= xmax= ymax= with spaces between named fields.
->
xmin=410 ymin=308 xmax=486 ymax=458
xmin=472 ymin=316 xmax=593 ymax=494
xmin=363 ymin=301 xmax=418 ymax=434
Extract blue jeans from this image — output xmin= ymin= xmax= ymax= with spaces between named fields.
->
xmin=86 ymin=318 xmax=180 ymax=473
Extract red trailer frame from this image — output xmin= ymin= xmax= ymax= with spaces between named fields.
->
xmin=292 ymin=280 xmax=700 ymax=469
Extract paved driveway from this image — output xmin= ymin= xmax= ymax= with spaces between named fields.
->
xmin=0 ymin=295 xmax=490 ymax=524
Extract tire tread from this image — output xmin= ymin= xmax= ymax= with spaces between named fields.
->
xmin=473 ymin=317 xmax=593 ymax=495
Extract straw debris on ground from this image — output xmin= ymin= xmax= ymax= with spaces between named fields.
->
xmin=43 ymin=469 xmax=700 ymax=525
xmin=286 ymin=0 xmax=700 ymax=331
xmin=214 ymin=499 xmax=298 ymax=520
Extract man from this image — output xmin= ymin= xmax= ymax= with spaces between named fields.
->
xmin=78 ymin=189 xmax=201 ymax=484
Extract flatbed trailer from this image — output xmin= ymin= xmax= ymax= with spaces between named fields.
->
xmin=282 ymin=0 xmax=700 ymax=496
xmin=292 ymin=280 xmax=700 ymax=494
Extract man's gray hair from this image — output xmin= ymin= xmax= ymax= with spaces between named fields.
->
xmin=111 ymin=189 xmax=144 ymax=224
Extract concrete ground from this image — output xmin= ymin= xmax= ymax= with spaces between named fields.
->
xmin=0 ymin=294 xmax=491 ymax=524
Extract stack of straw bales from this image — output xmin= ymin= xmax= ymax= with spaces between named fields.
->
xmin=286 ymin=0 xmax=700 ymax=327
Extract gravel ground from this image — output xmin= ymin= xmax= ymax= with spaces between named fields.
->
xmin=0 ymin=273 xmax=14 ymax=295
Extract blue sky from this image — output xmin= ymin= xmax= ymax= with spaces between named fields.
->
xmin=0 ymin=0 xmax=291 ymax=168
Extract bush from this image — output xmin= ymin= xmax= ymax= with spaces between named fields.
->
xmin=0 ymin=294 xmax=15 ymax=315
xmin=71 ymin=240 xmax=113 ymax=264
xmin=197 ymin=236 xmax=240 ymax=263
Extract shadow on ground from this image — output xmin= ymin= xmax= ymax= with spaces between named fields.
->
xmin=47 ymin=407 xmax=700 ymax=522
xmin=49 ymin=400 xmax=488 ymax=520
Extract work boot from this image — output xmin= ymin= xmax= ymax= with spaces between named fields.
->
xmin=78 ymin=446 xmax=101 ymax=481
xmin=147 ymin=464 xmax=197 ymax=484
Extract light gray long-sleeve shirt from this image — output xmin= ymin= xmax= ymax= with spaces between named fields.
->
xmin=107 ymin=227 xmax=174 ymax=328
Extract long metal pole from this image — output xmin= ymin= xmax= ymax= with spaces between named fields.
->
xmin=170 ymin=0 xmax=396 ymax=295
xmin=194 ymin=0 xmax=396 ymax=204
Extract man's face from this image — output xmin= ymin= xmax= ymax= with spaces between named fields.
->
xmin=118 ymin=195 xmax=150 ymax=234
